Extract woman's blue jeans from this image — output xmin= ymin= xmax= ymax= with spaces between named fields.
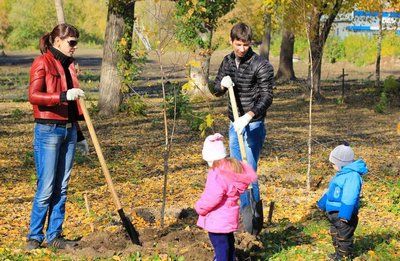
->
xmin=28 ymin=123 xmax=77 ymax=243
xmin=229 ymin=120 xmax=266 ymax=209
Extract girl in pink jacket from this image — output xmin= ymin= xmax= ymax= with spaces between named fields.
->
xmin=195 ymin=133 xmax=257 ymax=261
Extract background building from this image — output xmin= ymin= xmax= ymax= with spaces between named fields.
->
xmin=332 ymin=10 xmax=400 ymax=38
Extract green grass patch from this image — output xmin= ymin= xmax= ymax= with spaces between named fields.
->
xmin=255 ymin=211 xmax=400 ymax=260
xmin=355 ymin=226 xmax=400 ymax=260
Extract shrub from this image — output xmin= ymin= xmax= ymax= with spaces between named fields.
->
xmin=11 ymin=108 xmax=24 ymax=119
xmin=0 ymin=0 xmax=12 ymax=49
xmin=388 ymin=180 xmax=400 ymax=214
xmin=185 ymin=111 xmax=207 ymax=131
xmin=166 ymin=90 xmax=214 ymax=136
xmin=270 ymin=35 xmax=308 ymax=60
xmin=197 ymin=113 xmax=214 ymax=137
xmin=344 ymin=34 xmax=376 ymax=66
xmin=7 ymin=0 xmax=59 ymax=49
xmin=375 ymin=91 xmax=388 ymax=113
xmin=5 ymin=0 xmax=106 ymax=49
xmin=325 ymin=37 xmax=345 ymax=63
xmin=269 ymin=34 xmax=281 ymax=57
xmin=382 ymin=32 xmax=400 ymax=57
xmin=23 ymin=151 xmax=34 ymax=167
xmin=120 ymin=94 xmax=147 ymax=116
xmin=293 ymin=36 xmax=309 ymax=60
xmin=87 ymin=101 xmax=100 ymax=115
xmin=383 ymin=75 xmax=400 ymax=96
xmin=374 ymin=76 xmax=399 ymax=113
xmin=166 ymin=92 xmax=191 ymax=119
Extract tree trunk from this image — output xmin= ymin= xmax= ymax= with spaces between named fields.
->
xmin=310 ymin=37 xmax=323 ymax=100
xmin=188 ymin=53 xmax=211 ymax=96
xmin=307 ymin=0 xmax=343 ymax=100
xmin=99 ymin=1 xmax=135 ymax=116
xmin=54 ymin=0 xmax=65 ymax=24
xmin=276 ymin=29 xmax=296 ymax=81
xmin=375 ymin=10 xmax=383 ymax=89
xmin=260 ymin=13 xmax=271 ymax=61
xmin=188 ymin=27 xmax=213 ymax=97
xmin=307 ymin=11 xmax=323 ymax=100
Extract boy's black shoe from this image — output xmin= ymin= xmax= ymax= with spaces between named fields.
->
xmin=328 ymin=253 xmax=352 ymax=261
xmin=47 ymin=235 xmax=78 ymax=249
xmin=26 ymin=239 xmax=41 ymax=250
xmin=328 ymin=253 xmax=344 ymax=261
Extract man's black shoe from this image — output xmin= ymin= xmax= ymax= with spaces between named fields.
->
xmin=47 ymin=236 xmax=78 ymax=249
xmin=26 ymin=239 xmax=41 ymax=250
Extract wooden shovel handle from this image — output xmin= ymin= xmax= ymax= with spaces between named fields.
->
xmin=228 ymin=87 xmax=247 ymax=162
xmin=78 ymin=99 xmax=122 ymax=210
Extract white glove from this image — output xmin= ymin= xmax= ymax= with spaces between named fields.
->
xmin=221 ymin=76 xmax=234 ymax=89
xmin=66 ymin=88 xmax=85 ymax=101
xmin=233 ymin=113 xmax=253 ymax=134
xmin=76 ymin=139 xmax=89 ymax=155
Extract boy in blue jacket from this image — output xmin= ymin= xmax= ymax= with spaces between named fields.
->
xmin=317 ymin=143 xmax=368 ymax=260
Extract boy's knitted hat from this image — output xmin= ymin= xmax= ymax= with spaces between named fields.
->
xmin=329 ymin=142 xmax=354 ymax=169
xmin=202 ymin=133 xmax=227 ymax=162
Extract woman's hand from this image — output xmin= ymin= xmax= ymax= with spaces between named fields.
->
xmin=76 ymin=139 xmax=89 ymax=155
xmin=66 ymin=88 xmax=85 ymax=101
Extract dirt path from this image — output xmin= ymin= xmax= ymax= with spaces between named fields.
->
xmin=2 ymin=48 xmax=400 ymax=81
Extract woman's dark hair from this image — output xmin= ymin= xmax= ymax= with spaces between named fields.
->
xmin=39 ymin=23 xmax=80 ymax=54
xmin=230 ymin=22 xmax=252 ymax=42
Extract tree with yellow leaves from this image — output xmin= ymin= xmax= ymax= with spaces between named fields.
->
xmin=264 ymin=0 xmax=301 ymax=81
xmin=98 ymin=0 xmax=136 ymax=116
xmin=263 ymin=0 xmax=356 ymax=189
xmin=175 ymin=0 xmax=236 ymax=97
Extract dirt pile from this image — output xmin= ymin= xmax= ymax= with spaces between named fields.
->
xmin=62 ymin=207 xmax=265 ymax=260
xmin=64 ymin=226 xmax=212 ymax=260
xmin=63 ymin=208 xmax=213 ymax=260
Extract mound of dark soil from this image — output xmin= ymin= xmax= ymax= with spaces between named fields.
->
xmin=62 ymin=207 xmax=264 ymax=260
xmin=63 ymin=226 xmax=212 ymax=259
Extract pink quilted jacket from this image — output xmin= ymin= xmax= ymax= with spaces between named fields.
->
xmin=195 ymin=161 xmax=257 ymax=233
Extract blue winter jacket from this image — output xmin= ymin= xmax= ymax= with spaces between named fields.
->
xmin=317 ymin=159 xmax=368 ymax=220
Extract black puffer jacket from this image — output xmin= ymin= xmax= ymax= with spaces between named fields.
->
xmin=213 ymin=48 xmax=274 ymax=122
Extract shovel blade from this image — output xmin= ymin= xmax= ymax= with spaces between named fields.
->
xmin=118 ymin=209 xmax=142 ymax=245
xmin=241 ymin=188 xmax=263 ymax=235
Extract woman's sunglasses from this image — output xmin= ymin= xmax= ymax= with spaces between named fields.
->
xmin=67 ymin=40 xmax=78 ymax=48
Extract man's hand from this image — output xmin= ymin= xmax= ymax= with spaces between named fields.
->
xmin=221 ymin=76 xmax=234 ymax=89
xmin=76 ymin=139 xmax=89 ymax=155
xmin=66 ymin=88 xmax=85 ymax=101
xmin=233 ymin=113 xmax=253 ymax=134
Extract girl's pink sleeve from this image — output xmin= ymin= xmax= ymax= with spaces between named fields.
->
xmin=195 ymin=170 xmax=226 ymax=216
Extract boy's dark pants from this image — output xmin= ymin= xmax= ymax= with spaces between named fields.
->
xmin=208 ymin=232 xmax=235 ymax=261
xmin=327 ymin=211 xmax=358 ymax=258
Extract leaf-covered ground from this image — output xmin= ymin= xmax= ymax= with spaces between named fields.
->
xmin=0 ymin=51 xmax=399 ymax=260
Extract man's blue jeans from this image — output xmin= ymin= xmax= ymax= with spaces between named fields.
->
xmin=28 ymin=123 xmax=77 ymax=243
xmin=229 ymin=120 xmax=266 ymax=209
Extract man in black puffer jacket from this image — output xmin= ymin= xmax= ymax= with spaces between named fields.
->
xmin=213 ymin=23 xmax=274 ymax=234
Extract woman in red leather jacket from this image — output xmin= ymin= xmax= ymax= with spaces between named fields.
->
xmin=26 ymin=23 xmax=88 ymax=250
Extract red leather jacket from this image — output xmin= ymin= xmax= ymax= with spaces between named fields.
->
xmin=29 ymin=51 xmax=83 ymax=120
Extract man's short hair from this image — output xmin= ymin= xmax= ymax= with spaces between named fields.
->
xmin=230 ymin=23 xmax=252 ymax=42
